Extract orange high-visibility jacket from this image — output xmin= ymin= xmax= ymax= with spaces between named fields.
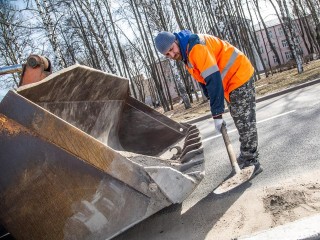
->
xmin=174 ymin=30 xmax=254 ymax=117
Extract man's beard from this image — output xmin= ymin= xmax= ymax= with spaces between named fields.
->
xmin=173 ymin=53 xmax=182 ymax=61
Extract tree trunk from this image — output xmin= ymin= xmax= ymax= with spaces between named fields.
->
xmin=277 ymin=0 xmax=304 ymax=73
xmin=35 ymin=0 xmax=67 ymax=69
xmin=170 ymin=0 xmax=184 ymax=30
xmin=170 ymin=62 xmax=191 ymax=109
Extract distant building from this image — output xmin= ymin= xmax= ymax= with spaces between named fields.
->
xmin=143 ymin=58 xmax=180 ymax=106
xmin=131 ymin=59 xmax=179 ymax=107
xmin=154 ymin=59 xmax=179 ymax=99
xmin=254 ymin=16 xmax=318 ymax=71
xmin=139 ymin=76 xmax=157 ymax=107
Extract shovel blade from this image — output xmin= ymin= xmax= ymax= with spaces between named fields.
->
xmin=214 ymin=166 xmax=255 ymax=194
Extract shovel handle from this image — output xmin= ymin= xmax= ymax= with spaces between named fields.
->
xmin=220 ymin=123 xmax=241 ymax=174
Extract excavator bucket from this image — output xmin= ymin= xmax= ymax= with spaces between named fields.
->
xmin=0 ymin=65 xmax=204 ymax=240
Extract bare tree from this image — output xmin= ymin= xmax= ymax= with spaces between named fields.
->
xmin=0 ymin=1 xmax=31 ymax=88
xmin=34 ymin=0 xmax=68 ymax=68
xmin=276 ymin=0 xmax=304 ymax=73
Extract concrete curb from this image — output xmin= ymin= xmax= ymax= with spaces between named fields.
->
xmin=184 ymin=77 xmax=320 ymax=124
xmin=237 ymin=213 xmax=320 ymax=240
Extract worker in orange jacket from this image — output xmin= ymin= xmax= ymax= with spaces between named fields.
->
xmin=155 ymin=30 xmax=262 ymax=176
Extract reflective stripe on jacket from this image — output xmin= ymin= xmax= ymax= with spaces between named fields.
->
xmin=186 ymin=34 xmax=254 ymax=103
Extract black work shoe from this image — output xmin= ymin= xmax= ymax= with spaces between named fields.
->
xmin=242 ymin=159 xmax=263 ymax=178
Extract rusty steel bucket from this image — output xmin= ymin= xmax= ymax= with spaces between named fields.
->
xmin=0 ymin=65 xmax=204 ymax=239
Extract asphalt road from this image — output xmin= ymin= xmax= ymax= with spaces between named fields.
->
xmin=200 ymin=80 xmax=320 ymax=191
xmin=114 ymin=82 xmax=320 ymax=240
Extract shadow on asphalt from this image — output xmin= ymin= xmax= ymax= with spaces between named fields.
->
xmin=114 ymin=181 xmax=252 ymax=240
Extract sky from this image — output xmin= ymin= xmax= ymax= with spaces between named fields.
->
xmin=244 ymin=1 xmax=279 ymax=24
xmin=8 ymin=0 xmax=24 ymax=8
xmin=0 ymin=89 xmax=8 ymax=101
xmin=9 ymin=0 xmax=279 ymax=23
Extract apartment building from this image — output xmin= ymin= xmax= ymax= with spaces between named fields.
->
xmin=254 ymin=16 xmax=318 ymax=72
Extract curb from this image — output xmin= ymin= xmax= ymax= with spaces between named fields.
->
xmin=184 ymin=77 xmax=320 ymax=124
xmin=237 ymin=213 xmax=320 ymax=240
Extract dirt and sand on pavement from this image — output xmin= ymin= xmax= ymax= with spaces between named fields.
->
xmin=116 ymin=169 xmax=320 ymax=240
xmin=204 ymin=170 xmax=320 ymax=239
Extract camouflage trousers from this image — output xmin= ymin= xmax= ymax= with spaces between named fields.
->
xmin=227 ymin=77 xmax=259 ymax=161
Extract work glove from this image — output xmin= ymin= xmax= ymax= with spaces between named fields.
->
xmin=214 ymin=117 xmax=226 ymax=133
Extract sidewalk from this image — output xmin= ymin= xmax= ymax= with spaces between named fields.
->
xmin=237 ymin=213 xmax=320 ymax=240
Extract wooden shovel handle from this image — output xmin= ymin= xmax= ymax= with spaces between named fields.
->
xmin=220 ymin=123 xmax=241 ymax=174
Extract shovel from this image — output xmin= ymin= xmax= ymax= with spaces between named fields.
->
xmin=214 ymin=123 xmax=255 ymax=194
